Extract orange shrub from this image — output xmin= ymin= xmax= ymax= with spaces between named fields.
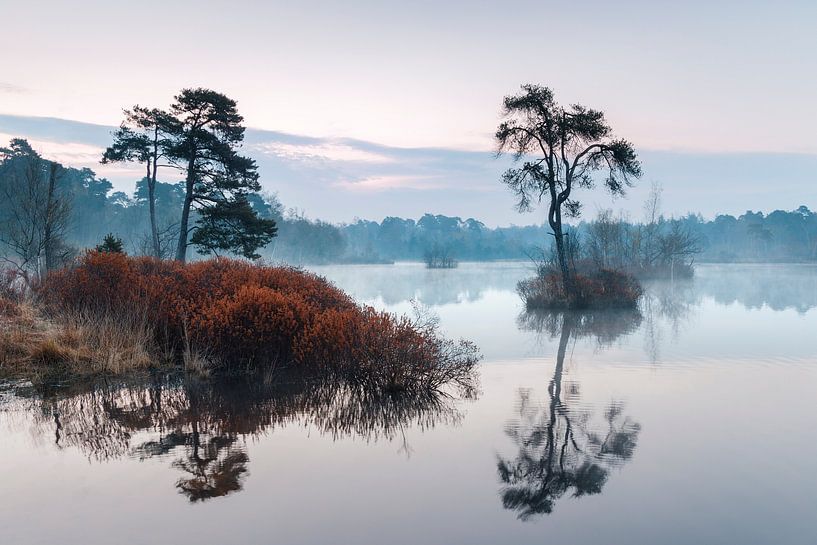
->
xmin=39 ymin=253 xmax=480 ymax=390
xmin=293 ymin=307 xmax=362 ymax=370
xmin=191 ymin=285 xmax=312 ymax=362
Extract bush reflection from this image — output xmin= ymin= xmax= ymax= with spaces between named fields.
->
xmin=11 ymin=371 xmax=467 ymax=502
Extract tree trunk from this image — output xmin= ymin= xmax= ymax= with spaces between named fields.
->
xmin=544 ymin=313 xmax=574 ymax=474
xmin=43 ymin=162 xmax=58 ymax=274
xmin=554 ymin=230 xmax=572 ymax=288
xmin=550 ymin=205 xmax=574 ymax=303
xmin=175 ymin=156 xmax=196 ymax=263
xmin=148 ymin=159 xmax=160 ymax=258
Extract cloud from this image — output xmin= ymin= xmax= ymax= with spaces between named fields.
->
xmin=0 ymin=82 xmax=29 ymax=94
xmin=333 ymin=175 xmax=444 ymax=192
xmin=254 ymin=141 xmax=395 ymax=164
xmin=1 ymin=114 xmax=816 ymax=226
xmin=0 ymin=131 xmax=102 ymax=164
xmin=0 ymin=130 xmax=144 ymax=181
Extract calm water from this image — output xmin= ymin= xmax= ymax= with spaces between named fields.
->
xmin=2 ymin=263 xmax=817 ymax=544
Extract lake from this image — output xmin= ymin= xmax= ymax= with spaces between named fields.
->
xmin=1 ymin=262 xmax=816 ymax=544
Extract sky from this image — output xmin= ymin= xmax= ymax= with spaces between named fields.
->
xmin=1 ymin=0 xmax=816 ymax=225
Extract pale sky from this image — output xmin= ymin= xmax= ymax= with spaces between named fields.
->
xmin=1 ymin=0 xmax=816 ymax=224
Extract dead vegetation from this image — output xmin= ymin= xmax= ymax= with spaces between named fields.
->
xmin=1 ymin=298 xmax=160 ymax=377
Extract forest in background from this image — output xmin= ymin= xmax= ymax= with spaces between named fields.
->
xmin=1 ymin=139 xmax=816 ymax=269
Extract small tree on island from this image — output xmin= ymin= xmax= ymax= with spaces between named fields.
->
xmin=495 ymin=84 xmax=641 ymax=300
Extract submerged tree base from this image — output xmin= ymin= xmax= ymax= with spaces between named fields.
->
xmin=517 ymin=269 xmax=642 ymax=310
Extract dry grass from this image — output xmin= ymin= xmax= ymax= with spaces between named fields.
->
xmin=0 ymin=298 xmax=161 ymax=376
xmin=180 ymin=320 xmax=215 ymax=375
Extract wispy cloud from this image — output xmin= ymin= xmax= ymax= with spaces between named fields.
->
xmin=0 ymin=132 xmax=101 ymax=165
xmin=0 ymin=131 xmax=143 ymax=180
xmin=333 ymin=175 xmax=444 ymax=192
xmin=0 ymin=82 xmax=29 ymax=94
xmin=1 ymin=114 xmax=816 ymax=225
xmin=253 ymin=141 xmax=395 ymax=164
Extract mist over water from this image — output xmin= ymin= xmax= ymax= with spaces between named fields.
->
xmin=2 ymin=263 xmax=816 ymax=545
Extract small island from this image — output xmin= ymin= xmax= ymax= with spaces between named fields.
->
xmin=1 ymin=252 xmax=479 ymax=395
xmin=495 ymin=85 xmax=644 ymax=310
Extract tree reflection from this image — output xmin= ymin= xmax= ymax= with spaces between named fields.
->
xmin=498 ymin=311 xmax=641 ymax=519
xmin=11 ymin=371 xmax=466 ymax=502
xmin=695 ymin=264 xmax=817 ymax=313
xmin=640 ymin=278 xmax=696 ymax=363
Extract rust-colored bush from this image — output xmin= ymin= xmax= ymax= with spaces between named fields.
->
xmin=37 ymin=253 xmax=480 ymax=390
xmin=192 ymin=285 xmax=312 ymax=362
xmin=518 ymin=269 xmax=642 ymax=310
xmin=295 ymin=306 xmax=478 ymax=394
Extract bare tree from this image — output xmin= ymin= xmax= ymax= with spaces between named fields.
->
xmin=0 ymin=139 xmax=71 ymax=281
xmin=641 ymin=181 xmax=663 ymax=268
xmin=137 ymin=221 xmax=180 ymax=259
xmin=585 ymin=209 xmax=633 ymax=270
xmin=656 ymin=220 xmax=701 ymax=281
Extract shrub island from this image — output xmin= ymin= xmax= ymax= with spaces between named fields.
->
xmin=0 ymin=253 xmax=480 ymax=394
xmin=517 ymin=267 xmax=643 ymax=310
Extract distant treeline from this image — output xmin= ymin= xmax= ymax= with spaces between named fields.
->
xmin=1 ymin=140 xmax=815 ymax=268
xmin=315 ymin=207 xmax=817 ymax=266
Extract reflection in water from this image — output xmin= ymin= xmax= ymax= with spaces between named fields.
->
xmin=498 ymin=311 xmax=641 ymax=519
xmin=311 ymin=262 xmax=526 ymax=306
xmin=7 ymin=373 xmax=465 ymax=502
xmin=1 ymin=263 xmax=816 ymax=544
xmin=312 ymin=262 xmax=817 ymax=315
xmin=518 ymin=308 xmax=643 ymax=348
xmin=695 ymin=264 xmax=817 ymax=313
xmin=640 ymin=279 xmax=696 ymax=364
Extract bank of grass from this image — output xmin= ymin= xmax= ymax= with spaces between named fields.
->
xmin=1 ymin=300 xmax=160 ymax=378
xmin=1 ymin=253 xmax=479 ymax=394
xmin=517 ymin=268 xmax=642 ymax=310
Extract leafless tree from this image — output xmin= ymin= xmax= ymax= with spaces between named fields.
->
xmin=0 ymin=139 xmax=72 ymax=282
xmin=137 ymin=221 xmax=180 ymax=259
xmin=585 ymin=209 xmax=635 ymax=270
xmin=655 ymin=221 xmax=701 ymax=281
xmin=641 ymin=181 xmax=663 ymax=268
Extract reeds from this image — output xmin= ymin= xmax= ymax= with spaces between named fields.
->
xmin=1 ymin=300 xmax=158 ymax=376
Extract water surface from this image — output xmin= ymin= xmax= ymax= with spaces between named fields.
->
xmin=2 ymin=263 xmax=816 ymax=544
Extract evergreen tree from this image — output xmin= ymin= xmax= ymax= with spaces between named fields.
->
xmin=96 ymin=233 xmax=125 ymax=254
xmin=102 ymin=107 xmax=172 ymax=258
xmin=163 ymin=88 xmax=276 ymax=262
